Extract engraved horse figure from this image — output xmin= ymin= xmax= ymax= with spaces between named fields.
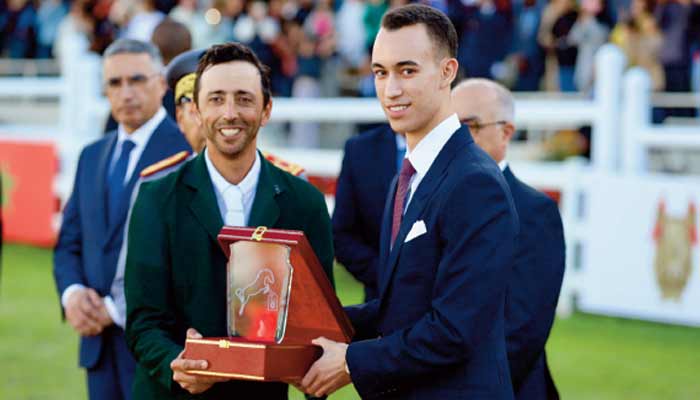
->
xmin=235 ymin=268 xmax=279 ymax=316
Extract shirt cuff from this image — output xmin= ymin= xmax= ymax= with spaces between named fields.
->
xmin=61 ymin=284 xmax=86 ymax=308
xmin=103 ymin=296 xmax=124 ymax=329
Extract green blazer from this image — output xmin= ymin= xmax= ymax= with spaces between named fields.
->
xmin=124 ymin=151 xmax=334 ymax=399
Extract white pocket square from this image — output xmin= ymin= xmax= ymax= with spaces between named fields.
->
xmin=404 ymin=220 xmax=427 ymax=243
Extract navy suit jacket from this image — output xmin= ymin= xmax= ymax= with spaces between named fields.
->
xmin=332 ymin=124 xmax=398 ymax=300
xmin=53 ymin=116 xmax=190 ymax=368
xmin=345 ymin=127 xmax=519 ymax=399
xmin=503 ymin=166 xmax=565 ymax=400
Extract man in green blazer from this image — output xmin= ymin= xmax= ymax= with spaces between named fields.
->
xmin=124 ymin=42 xmax=334 ymax=399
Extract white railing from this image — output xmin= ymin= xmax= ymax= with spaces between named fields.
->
xmin=622 ymin=68 xmax=700 ymax=174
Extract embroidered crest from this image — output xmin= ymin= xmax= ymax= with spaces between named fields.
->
xmin=652 ymin=199 xmax=697 ymax=301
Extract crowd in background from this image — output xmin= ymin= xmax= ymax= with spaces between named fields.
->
xmin=2 ymin=0 xmax=700 ymax=97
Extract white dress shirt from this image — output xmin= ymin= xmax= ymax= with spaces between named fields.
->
xmin=499 ymin=159 xmax=508 ymax=172
xmin=61 ymin=106 xmax=167 ymax=328
xmin=205 ymin=147 xmax=261 ymax=226
xmin=404 ymin=114 xmax=461 ymax=209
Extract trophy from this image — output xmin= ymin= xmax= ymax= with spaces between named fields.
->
xmin=183 ymin=226 xmax=354 ymax=381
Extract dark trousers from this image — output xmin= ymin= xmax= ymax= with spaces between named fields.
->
xmin=87 ymin=327 xmax=136 ymax=400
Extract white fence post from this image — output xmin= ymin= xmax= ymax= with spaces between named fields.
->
xmin=592 ymin=44 xmax=626 ymax=171
xmin=621 ymin=68 xmax=652 ymax=174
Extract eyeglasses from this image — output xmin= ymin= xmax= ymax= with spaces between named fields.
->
xmin=460 ymin=117 xmax=508 ymax=133
xmin=104 ymin=73 xmax=159 ymax=90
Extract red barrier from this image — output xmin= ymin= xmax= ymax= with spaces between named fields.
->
xmin=0 ymin=139 xmax=58 ymax=247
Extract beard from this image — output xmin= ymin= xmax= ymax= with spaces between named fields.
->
xmin=207 ymin=118 xmax=259 ymax=160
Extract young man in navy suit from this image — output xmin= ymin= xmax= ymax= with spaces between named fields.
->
xmin=53 ymin=39 xmax=191 ymax=400
xmin=332 ymin=124 xmax=405 ymax=301
xmin=299 ymin=5 xmax=519 ymax=399
xmin=452 ymin=78 xmax=566 ymax=400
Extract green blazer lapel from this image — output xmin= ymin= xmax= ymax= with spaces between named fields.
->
xmin=184 ymin=152 xmax=223 ymax=242
xmin=248 ymin=153 xmax=282 ymax=227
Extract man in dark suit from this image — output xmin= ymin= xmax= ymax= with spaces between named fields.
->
xmin=299 ymin=5 xmax=518 ymax=399
xmin=452 ymin=78 xmax=566 ymax=399
xmin=332 ymin=124 xmax=405 ymax=300
xmin=124 ymin=42 xmax=334 ymax=399
xmin=53 ymin=39 xmax=191 ymax=400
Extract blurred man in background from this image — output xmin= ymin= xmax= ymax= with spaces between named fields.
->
xmin=165 ymin=48 xmax=206 ymax=153
xmin=332 ymin=124 xmax=405 ymax=301
xmin=53 ymin=38 xmax=190 ymax=400
xmin=452 ymin=78 xmax=566 ymax=400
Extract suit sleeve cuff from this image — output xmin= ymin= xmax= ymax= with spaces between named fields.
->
xmin=61 ymin=284 xmax=86 ymax=308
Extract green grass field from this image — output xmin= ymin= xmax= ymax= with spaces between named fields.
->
xmin=1 ymin=244 xmax=699 ymax=399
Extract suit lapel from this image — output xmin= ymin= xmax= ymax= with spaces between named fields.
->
xmin=377 ymin=128 xmax=470 ymax=297
xmin=185 ymin=152 xmax=224 ymax=243
xmin=96 ymin=132 xmax=117 ymax=241
xmin=377 ymin=174 xmax=397 ymax=287
xmin=248 ymin=154 xmax=281 ymax=228
xmin=104 ymin=119 xmax=173 ymax=244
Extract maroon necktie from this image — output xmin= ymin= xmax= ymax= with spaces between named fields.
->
xmin=391 ymin=158 xmax=416 ymax=245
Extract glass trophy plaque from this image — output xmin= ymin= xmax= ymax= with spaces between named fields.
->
xmin=183 ymin=226 xmax=354 ymax=382
xmin=227 ymin=241 xmax=293 ymax=343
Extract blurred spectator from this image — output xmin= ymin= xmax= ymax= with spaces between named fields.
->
xmin=186 ymin=0 xmax=235 ymax=48
xmin=690 ymin=0 xmax=700 ymax=110
xmin=511 ymin=0 xmax=547 ymax=91
xmin=36 ymin=0 xmax=68 ymax=58
xmin=151 ymin=17 xmax=191 ymax=122
xmin=363 ymin=0 xmax=388 ymax=51
xmin=540 ymin=0 xmax=578 ymax=91
xmin=569 ymin=0 xmax=611 ymax=93
xmin=655 ymin=0 xmax=693 ymax=115
xmin=611 ymin=0 xmax=665 ymax=90
xmin=290 ymin=28 xmax=322 ymax=147
xmin=539 ymin=0 xmax=573 ymax=91
xmin=0 ymin=0 xmax=37 ymax=58
xmin=54 ymin=0 xmax=92 ymax=63
xmin=120 ymin=0 xmax=165 ymax=42
xmin=336 ymin=0 xmax=366 ymax=69
xmin=458 ymin=0 xmax=515 ymax=80
xmin=168 ymin=0 xmax=198 ymax=36
xmin=151 ymin=17 xmax=190 ymax=64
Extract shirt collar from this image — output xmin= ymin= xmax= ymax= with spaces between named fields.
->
xmin=406 ymin=113 xmax=461 ymax=176
xmin=498 ymin=159 xmax=508 ymax=172
xmin=204 ymin=148 xmax=261 ymax=197
xmin=116 ymin=107 xmax=166 ymax=147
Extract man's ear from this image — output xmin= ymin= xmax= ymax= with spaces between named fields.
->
xmin=503 ymin=122 xmax=516 ymax=143
xmin=440 ymin=58 xmax=459 ymax=89
xmin=260 ymin=98 xmax=273 ymax=127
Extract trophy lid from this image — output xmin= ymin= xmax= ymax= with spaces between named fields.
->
xmin=218 ymin=226 xmax=354 ymax=344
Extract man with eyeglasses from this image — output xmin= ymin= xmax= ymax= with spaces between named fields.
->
xmin=53 ymin=38 xmax=190 ymax=400
xmin=452 ymin=78 xmax=565 ymax=400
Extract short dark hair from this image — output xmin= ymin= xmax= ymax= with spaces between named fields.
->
xmin=194 ymin=42 xmax=272 ymax=107
xmin=381 ymin=4 xmax=458 ymax=59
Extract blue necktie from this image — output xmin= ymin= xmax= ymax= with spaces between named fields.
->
xmin=107 ymin=140 xmax=135 ymax=225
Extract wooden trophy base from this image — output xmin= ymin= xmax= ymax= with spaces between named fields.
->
xmin=183 ymin=337 xmax=322 ymax=381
